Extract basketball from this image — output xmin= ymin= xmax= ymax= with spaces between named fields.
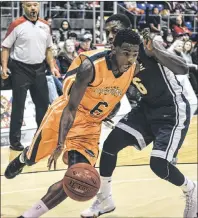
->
xmin=63 ymin=163 xmax=101 ymax=202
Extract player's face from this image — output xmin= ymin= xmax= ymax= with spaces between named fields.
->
xmin=105 ymin=21 xmax=126 ymax=45
xmin=115 ymin=43 xmax=139 ymax=73
xmin=23 ymin=2 xmax=39 ymax=20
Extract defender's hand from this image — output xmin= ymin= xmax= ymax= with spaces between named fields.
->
xmin=47 ymin=144 xmax=64 ymax=170
xmin=103 ymin=118 xmax=115 ymax=129
xmin=142 ymin=29 xmax=153 ymax=51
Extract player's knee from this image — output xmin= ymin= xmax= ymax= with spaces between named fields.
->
xmin=150 ymin=156 xmax=169 ymax=179
xmin=103 ymin=137 xmax=120 ymax=156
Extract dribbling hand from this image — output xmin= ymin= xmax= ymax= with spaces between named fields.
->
xmin=47 ymin=144 xmax=64 ymax=170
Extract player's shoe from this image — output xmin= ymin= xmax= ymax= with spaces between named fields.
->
xmin=80 ymin=193 xmax=116 ymax=218
xmin=10 ymin=142 xmax=24 ymax=151
xmin=4 ymin=147 xmax=28 ymax=179
xmin=183 ymin=181 xmax=197 ymax=218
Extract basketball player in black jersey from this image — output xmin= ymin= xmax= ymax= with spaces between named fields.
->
xmin=81 ymin=14 xmax=197 ymax=218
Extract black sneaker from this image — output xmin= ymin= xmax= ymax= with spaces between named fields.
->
xmin=4 ymin=154 xmax=26 ymax=179
xmin=17 ymin=216 xmax=24 ymax=218
xmin=10 ymin=142 xmax=24 ymax=151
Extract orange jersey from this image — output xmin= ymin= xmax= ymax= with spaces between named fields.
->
xmin=63 ymin=49 xmax=136 ymax=124
xmin=27 ymin=49 xmax=136 ymax=165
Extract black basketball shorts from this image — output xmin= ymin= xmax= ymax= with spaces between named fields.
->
xmin=116 ymin=100 xmax=191 ymax=162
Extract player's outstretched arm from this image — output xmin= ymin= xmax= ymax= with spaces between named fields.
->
xmin=48 ymin=58 xmax=94 ymax=170
xmin=151 ymin=39 xmax=189 ymax=75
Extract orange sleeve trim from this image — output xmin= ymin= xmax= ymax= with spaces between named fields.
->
xmin=4 ymin=16 xmax=26 ymax=40
xmin=38 ymin=18 xmax=49 ymax=25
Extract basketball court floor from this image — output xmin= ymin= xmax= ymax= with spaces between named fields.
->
xmin=1 ymin=116 xmax=197 ymax=217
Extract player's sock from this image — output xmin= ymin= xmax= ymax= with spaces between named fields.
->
xmin=22 ymin=200 xmax=49 ymax=217
xmin=99 ymin=176 xmax=112 ymax=197
xmin=180 ymin=177 xmax=194 ymax=192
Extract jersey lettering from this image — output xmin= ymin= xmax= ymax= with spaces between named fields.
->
xmin=90 ymin=102 xmax=108 ymax=116
xmin=133 ymin=77 xmax=147 ymax=95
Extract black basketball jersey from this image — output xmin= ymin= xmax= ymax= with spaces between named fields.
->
xmin=133 ymin=43 xmax=184 ymax=107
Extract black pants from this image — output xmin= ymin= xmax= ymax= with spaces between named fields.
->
xmin=9 ymin=59 xmax=49 ymax=145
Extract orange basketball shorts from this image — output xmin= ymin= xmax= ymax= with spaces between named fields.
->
xmin=26 ymin=96 xmax=101 ymax=166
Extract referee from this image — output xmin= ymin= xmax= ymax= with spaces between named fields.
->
xmin=1 ymin=2 xmax=58 ymax=151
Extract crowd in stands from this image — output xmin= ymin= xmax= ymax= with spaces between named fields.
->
xmin=43 ymin=1 xmax=197 ymax=106
xmin=43 ymin=16 xmax=97 ymax=103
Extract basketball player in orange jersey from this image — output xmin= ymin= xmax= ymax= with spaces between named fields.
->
xmin=4 ymin=29 xmax=141 ymax=218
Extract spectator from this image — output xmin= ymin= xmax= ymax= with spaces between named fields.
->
xmin=168 ymin=39 xmax=198 ymax=115
xmin=162 ymin=29 xmax=174 ymax=48
xmin=173 ymin=15 xmax=192 ymax=37
xmin=68 ymin=31 xmax=77 ymax=43
xmin=172 ymin=2 xmax=185 ymax=13
xmin=59 ymin=19 xmax=71 ymax=41
xmin=1 ymin=1 xmax=58 ymax=151
xmin=68 ymin=31 xmax=80 ymax=48
xmin=160 ymin=8 xmax=170 ymax=31
xmin=147 ymin=7 xmax=161 ymax=34
xmin=192 ymin=41 xmax=198 ymax=65
xmin=46 ymin=44 xmax=61 ymax=103
xmin=167 ymin=39 xmax=184 ymax=57
xmin=191 ymin=41 xmax=198 ymax=95
xmin=95 ymin=17 xmax=107 ymax=44
xmin=124 ymin=1 xmax=144 ymax=15
xmin=44 ymin=16 xmax=53 ymax=34
xmin=58 ymin=39 xmax=78 ymax=75
xmin=182 ymin=40 xmax=198 ymax=95
xmin=184 ymin=1 xmax=197 ymax=22
xmin=77 ymin=32 xmax=93 ymax=54
xmin=182 ymin=40 xmax=198 ymax=70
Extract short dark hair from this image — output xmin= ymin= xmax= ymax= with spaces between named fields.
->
xmin=113 ymin=29 xmax=141 ymax=47
xmin=68 ymin=31 xmax=77 ymax=39
xmin=105 ymin=14 xmax=131 ymax=28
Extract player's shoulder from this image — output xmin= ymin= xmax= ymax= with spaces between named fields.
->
xmin=79 ymin=49 xmax=109 ymax=65
xmin=80 ymin=48 xmax=107 ymax=57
